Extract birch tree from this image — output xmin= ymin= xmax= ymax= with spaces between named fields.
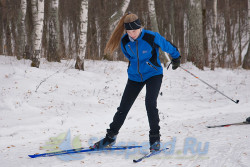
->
xmin=170 ymin=0 xmax=175 ymax=43
xmin=104 ymin=0 xmax=130 ymax=60
xmin=75 ymin=0 xmax=88 ymax=71
xmin=211 ymin=0 xmax=217 ymax=70
xmin=148 ymin=0 xmax=169 ymax=66
xmin=109 ymin=0 xmax=130 ymax=30
xmin=148 ymin=0 xmax=159 ymax=35
xmin=243 ymin=0 xmax=250 ymax=69
xmin=188 ymin=0 xmax=204 ymax=70
xmin=31 ymin=0 xmax=44 ymax=67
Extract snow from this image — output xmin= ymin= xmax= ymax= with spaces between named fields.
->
xmin=0 ymin=55 xmax=250 ymax=167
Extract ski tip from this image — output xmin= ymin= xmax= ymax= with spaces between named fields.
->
xmin=207 ymin=125 xmax=228 ymax=128
xmin=132 ymin=147 xmax=168 ymax=163
xmin=133 ymin=159 xmax=142 ymax=163
xmin=206 ymin=126 xmax=213 ymax=128
xmin=28 ymin=155 xmax=36 ymax=158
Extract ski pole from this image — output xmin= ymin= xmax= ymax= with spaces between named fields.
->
xmin=179 ymin=66 xmax=239 ymax=104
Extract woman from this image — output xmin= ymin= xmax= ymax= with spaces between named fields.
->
xmin=92 ymin=12 xmax=180 ymax=152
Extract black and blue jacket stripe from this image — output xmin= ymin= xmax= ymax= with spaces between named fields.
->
xmin=121 ymin=29 xmax=180 ymax=82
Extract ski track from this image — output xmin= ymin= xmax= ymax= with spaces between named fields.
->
xmin=0 ymin=55 xmax=250 ymax=167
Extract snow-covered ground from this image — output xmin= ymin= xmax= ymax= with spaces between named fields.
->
xmin=0 ymin=55 xmax=249 ymax=167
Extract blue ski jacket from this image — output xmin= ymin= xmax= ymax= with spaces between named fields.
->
xmin=121 ymin=29 xmax=180 ymax=82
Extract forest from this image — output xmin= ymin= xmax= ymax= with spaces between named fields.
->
xmin=0 ymin=0 xmax=250 ymax=70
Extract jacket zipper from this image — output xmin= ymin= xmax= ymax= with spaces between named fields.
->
xmin=146 ymin=62 xmax=158 ymax=71
xmin=128 ymin=43 xmax=143 ymax=82
xmin=136 ymin=40 xmax=143 ymax=82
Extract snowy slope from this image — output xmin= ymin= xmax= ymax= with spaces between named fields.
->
xmin=0 ymin=55 xmax=250 ymax=167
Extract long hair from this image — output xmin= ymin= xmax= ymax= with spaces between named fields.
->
xmin=104 ymin=13 xmax=139 ymax=55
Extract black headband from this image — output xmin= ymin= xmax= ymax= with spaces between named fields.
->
xmin=124 ymin=19 xmax=141 ymax=30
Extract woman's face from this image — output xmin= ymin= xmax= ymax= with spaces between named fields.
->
xmin=127 ymin=28 xmax=141 ymax=40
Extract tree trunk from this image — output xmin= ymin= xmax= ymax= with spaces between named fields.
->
xmin=25 ymin=0 xmax=33 ymax=59
xmin=0 ymin=4 xmax=2 ymax=55
xmin=225 ymin=0 xmax=233 ymax=56
xmin=75 ymin=0 xmax=88 ymax=71
xmin=58 ymin=2 xmax=66 ymax=59
xmin=211 ymin=0 xmax=217 ymax=70
xmin=175 ymin=0 xmax=185 ymax=63
xmin=170 ymin=0 xmax=175 ymax=43
xmin=243 ymin=0 xmax=250 ymax=69
xmin=188 ymin=0 xmax=204 ymax=70
xmin=202 ymin=0 xmax=209 ymax=67
xmin=0 ymin=22 xmax=2 ymax=55
xmin=74 ymin=15 xmax=79 ymax=62
xmin=5 ymin=19 xmax=13 ymax=56
xmin=10 ymin=17 xmax=18 ymax=57
xmin=148 ymin=0 xmax=169 ymax=66
xmin=47 ymin=0 xmax=60 ymax=62
xmin=238 ymin=3 xmax=242 ymax=67
xmin=104 ymin=0 xmax=130 ymax=60
xmin=0 ymin=26 xmax=2 ymax=55
xmin=86 ymin=0 xmax=99 ymax=60
xmin=109 ymin=0 xmax=130 ymax=30
xmin=31 ymin=0 xmax=44 ymax=68
xmin=148 ymin=0 xmax=159 ymax=32
xmin=16 ymin=0 xmax=27 ymax=60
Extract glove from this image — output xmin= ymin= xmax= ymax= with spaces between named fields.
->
xmin=172 ymin=56 xmax=181 ymax=70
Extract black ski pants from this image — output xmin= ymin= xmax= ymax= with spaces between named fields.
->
xmin=107 ymin=74 xmax=163 ymax=139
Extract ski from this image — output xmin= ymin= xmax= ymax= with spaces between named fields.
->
xmin=207 ymin=121 xmax=250 ymax=128
xmin=29 ymin=145 xmax=142 ymax=158
xmin=133 ymin=148 xmax=168 ymax=163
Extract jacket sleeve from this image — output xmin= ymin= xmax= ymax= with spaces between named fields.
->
xmin=120 ymin=40 xmax=131 ymax=60
xmin=154 ymin=32 xmax=180 ymax=59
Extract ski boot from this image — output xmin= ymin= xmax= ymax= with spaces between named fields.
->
xmin=149 ymin=134 xmax=161 ymax=152
xmin=90 ymin=134 xmax=117 ymax=149
xmin=246 ymin=117 xmax=250 ymax=123
xmin=150 ymin=140 xmax=161 ymax=152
